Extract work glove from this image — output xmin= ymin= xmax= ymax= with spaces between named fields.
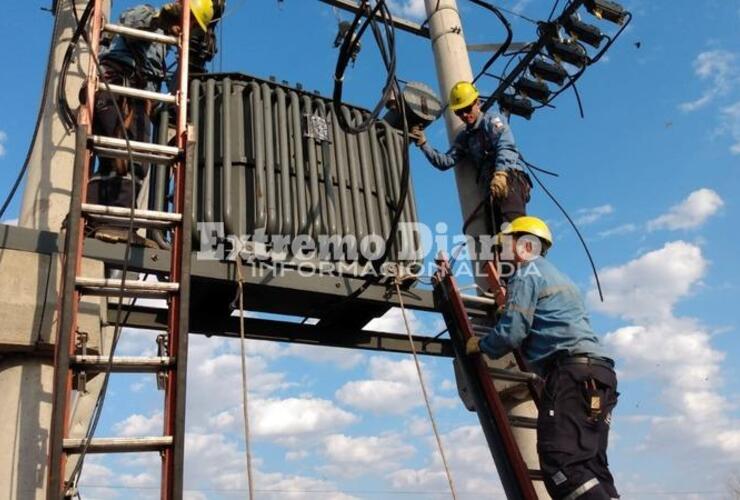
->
xmin=465 ymin=336 xmax=481 ymax=355
xmin=490 ymin=170 xmax=509 ymax=200
xmin=409 ymin=125 xmax=427 ymax=147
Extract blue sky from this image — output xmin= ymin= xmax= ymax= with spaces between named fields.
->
xmin=1 ymin=0 xmax=739 ymax=499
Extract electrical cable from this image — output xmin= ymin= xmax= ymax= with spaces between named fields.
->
xmin=420 ymin=0 xmax=443 ymax=29
xmin=0 ymin=0 xmax=66 ymax=220
xmin=487 ymin=2 xmax=538 ymax=24
xmin=466 ymin=0 xmax=512 ymax=86
xmin=332 ymin=0 xmax=397 ymax=134
xmin=522 ymin=162 xmax=603 ymax=301
xmin=330 ymin=0 xmax=412 ymax=274
xmin=58 ymin=0 xmax=95 ymax=130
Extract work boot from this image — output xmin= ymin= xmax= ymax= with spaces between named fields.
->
xmin=92 ymin=226 xmax=159 ymax=249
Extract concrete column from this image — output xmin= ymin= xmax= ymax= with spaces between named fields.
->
xmin=3 ymin=1 xmax=110 ymax=498
xmin=424 ymin=1 xmax=547 ymax=498
xmin=19 ymin=0 xmax=96 ymax=232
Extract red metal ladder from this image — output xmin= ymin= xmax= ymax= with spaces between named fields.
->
xmin=433 ymin=257 xmax=544 ymax=500
xmin=47 ymin=1 xmax=195 ymax=498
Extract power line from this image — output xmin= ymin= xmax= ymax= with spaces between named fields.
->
xmin=75 ymin=483 xmax=731 ymax=496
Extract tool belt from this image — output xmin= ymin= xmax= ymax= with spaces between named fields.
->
xmin=554 ymin=353 xmax=614 ymax=371
xmin=543 ymin=353 xmax=615 ymax=376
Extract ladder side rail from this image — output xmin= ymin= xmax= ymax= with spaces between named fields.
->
xmin=162 ymin=1 xmax=192 ymax=497
xmin=47 ymin=124 xmax=90 ymax=499
xmin=435 ymin=263 xmax=538 ymax=500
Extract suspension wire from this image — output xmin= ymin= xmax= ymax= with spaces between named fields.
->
xmin=234 ymin=258 xmax=256 ymax=500
xmin=487 ymin=2 xmax=538 ymax=24
xmin=523 ymin=163 xmax=603 ymax=301
xmin=547 ymin=0 xmax=561 ymax=21
xmin=467 ymin=0 xmax=513 ymax=86
xmin=0 ymin=0 xmax=68 ymax=220
xmin=420 ymin=0 xmax=443 ymax=28
xmin=393 ymin=273 xmax=458 ymax=500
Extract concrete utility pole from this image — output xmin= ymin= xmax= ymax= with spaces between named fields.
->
xmin=0 ymin=2 xmax=110 ymax=498
xmin=423 ymin=1 xmax=547 ymax=497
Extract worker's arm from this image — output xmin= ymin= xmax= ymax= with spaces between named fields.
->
xmin=485 ymin=113 xmax=522 ymax=173
xmin=479 ymin=272 xmax=538 ymax=359
xmin=419 ymin=141 xmax=464 ymax=172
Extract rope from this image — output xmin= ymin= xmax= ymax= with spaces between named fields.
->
xmin=234 ymin=258 xmax=256 ymax=500
xmin=392 ymin=272 xmax=458 ymax=500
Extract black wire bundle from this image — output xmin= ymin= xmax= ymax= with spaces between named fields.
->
xmin=58 ymin=0 xmax=96 ymax=130
xmin=331 ymin=0 xmax=410 ymax=272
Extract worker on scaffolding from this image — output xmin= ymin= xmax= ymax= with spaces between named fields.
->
xmin=86 ymin=0 xmax=223 ymax=244
xmin=409 ymin=81 xmax=532 ymax=232
xmin=466 ymin=216 xmax=619 ymax=500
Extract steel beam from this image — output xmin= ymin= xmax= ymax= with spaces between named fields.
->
xmin=112 ymin=304 xmax=455 ymax=358
xmin=317 ymin=0 xmax=430 ymax=38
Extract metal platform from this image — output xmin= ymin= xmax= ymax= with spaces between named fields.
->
xmin=0 ymin=223 xmax=460 ymax=357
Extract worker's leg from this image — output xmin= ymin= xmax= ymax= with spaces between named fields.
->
xmin=88 ymin=62 xmax=128 ymax=208
xmin=537 ymin=364 xmax=619 ymax=499
xmin=498 ymin=170 xmax=531 ymax=223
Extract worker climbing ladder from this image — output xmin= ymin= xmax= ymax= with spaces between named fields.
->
xmin=47 ymin=1 xmax=195 ymax=498
xmin=433 ymin=256 xmax=544 ymax=500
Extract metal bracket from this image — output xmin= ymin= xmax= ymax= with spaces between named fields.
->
xmin=156 ymin=334 xmax=168 ymax=391
xmin=75 ymin=330 xmax=89 ymax=393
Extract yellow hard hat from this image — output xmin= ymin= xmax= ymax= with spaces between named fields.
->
xmin=500 ymin=216 xmax=553 ymax=247
xmin=448 ymin=81 xmax=480 ymax=111
xmin=190 ymin=0 xmax=214 ymax=32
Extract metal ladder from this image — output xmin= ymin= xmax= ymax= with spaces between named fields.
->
xmin=433 ymin=257 xmax=544 ymax=500
xmin=47 ymin=1 xmax=195 ymax=498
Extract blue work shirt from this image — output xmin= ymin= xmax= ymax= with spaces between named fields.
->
xmin=479 ymin=256 xmax=606 ymax=375
xmin=420 ymin=111 xmax=526 ymax=186
xmin=100 ymin=4 xmax=170 ymax=91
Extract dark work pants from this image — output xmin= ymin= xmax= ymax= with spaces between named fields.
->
xmin=490 ymin=170 xmax=531 ymax=234
xmin=537 ymin=363 xmax=620 ymax=499
xmin=86 ymin=61 xmax=150 ymax=209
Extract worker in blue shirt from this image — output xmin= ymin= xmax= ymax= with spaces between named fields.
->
xmin=409 ymin=81 xmax=532 ymax=232
xmin=87 ymin=0 xmax=221 ymax=244
xmin=467 ymin=216 xmax=620 ymax=500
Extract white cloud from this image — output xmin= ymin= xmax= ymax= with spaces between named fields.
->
xmin=320 ymin=433 xmax=415 ymax=478
xmin=113 ymin=411 xmax=163 ymax=437
xmin=335 ymin=356 xmax=432 ymax=414
xmin=388 ymin=425 xmax=504 ymax=496
xmin=387 ymin=0 xmax=425 ymax=20
xmin=589 ymin=241 xmax=740 ymax=459
xmin=336 ymin=378 xmax=422 ymax=414
xmin=721 ymin=100 xmax=740 ymax=154
xmin=576 ymin=204 xmax=614 ymax=225
xmin=285 ymin=449 xmax=309 ymax=461
xmin=0 ymin=131 xmax=6 ymax=157
xmin=590 ymin=241 xmax=706 ymax=322
xmin=364 ymin=307 xmax=423 ymax=334
xmin=679 ymin=50 xmax=737 ymax=112
xmin=647 ymin=188 xmax=724 ymax=231
xmin=283 ymin=344 xmax=364 ymax=370
xmin=256 ymin=472 xmax=360 ymax=500
xmin=598 ymin=223 xmax=637 ymax=238
xmin=251 ymin=397 xmax=357 ymax=437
